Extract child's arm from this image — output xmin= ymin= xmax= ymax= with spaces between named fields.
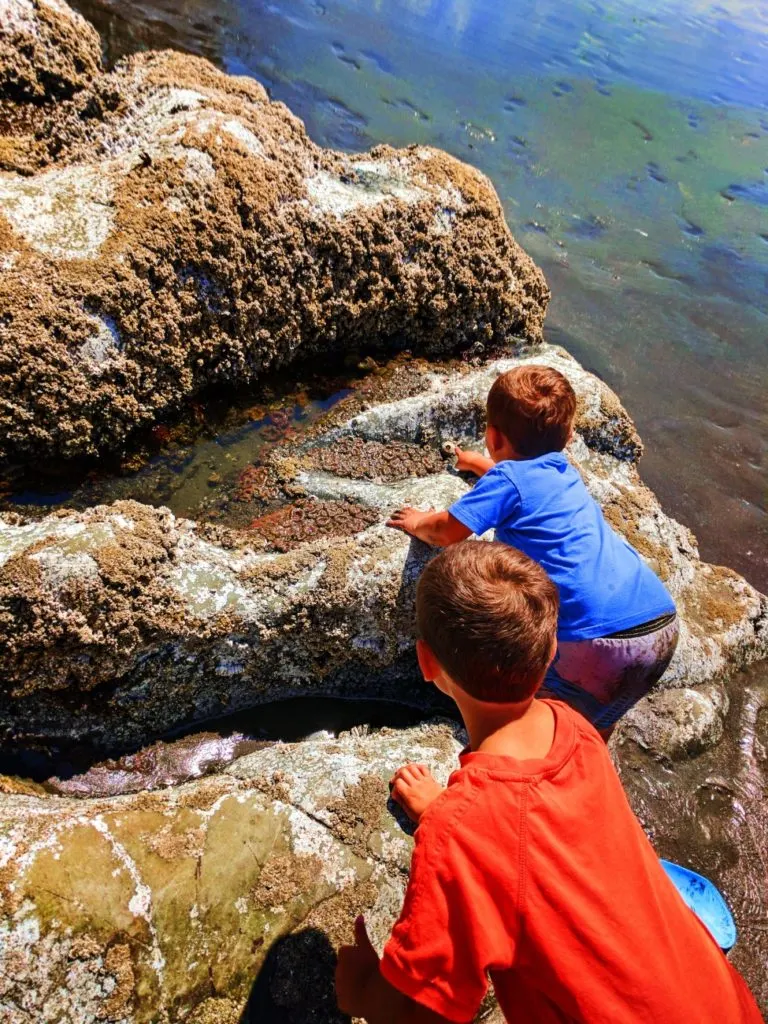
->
xmin=386 ymin=507 xmax=472 ymax=547
xmin=454 ymin=446 xmax=495 ymax=477
xmin=336 ymin=917 xmax=468 ymax=1024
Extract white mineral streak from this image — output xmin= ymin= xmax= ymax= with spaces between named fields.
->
xmin=231 ymin=726 xmax=463 ymax=868
xmin=277 ymin=802 xmax=358 ymax=888
xmin=0 ymin=517 xmax=87 ymax=567
xmin=297 ymin=470 xmax=467 ymax=513
xmin=327 ymin=348 xmax=594 ymax=445
xmin=305 ymin=157 xmax=428 ymax=218
xmin=365 ymin=870 xmax=409 ymax=953
xmin=96 ymin=87 xmax=207 ymax=157
xmin=220 ymin=118 xmax=266 ymax=157
xmin=182 ymin=147 xmax=215 ymax=182
xmin=78 ymin=313 xmax=122 ymax=368
xmin=0 ymin=0 xmax=36 ymax=33
xmin=0 ymin=86 xmax=268 ymax=259
xmin=111 ymin=513 xmax=136 ymax=531
xmin=0 ymin=164 xmax=115 ymax=260
xmin=90 ymin=816 xmax=165 ymax=975
xmin=31 ymin=547 xmax=100 ymax=597
xmin=39 ymin=0 xmax=74 ymax=14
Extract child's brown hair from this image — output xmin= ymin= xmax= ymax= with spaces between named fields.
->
xmin=487 ymin=365 xmax=576 ymax=457
xmin=416 ymin=541 xmax=559 ymax=703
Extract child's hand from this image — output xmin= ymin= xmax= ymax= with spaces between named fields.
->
xmin=387 ymin=508 xmax=472 ymax=547
xmin=387 ymin=506 xmax=429 ymax=536
xmin=453 ymin=446 xmax=474 ymax=473
xmin=390 ymin=763 xmax=445 ymax=824
xmin=454 ymin=447 xmax=496 ymax=476
xmin=335 ymin=915 xmax=379 ymax=1016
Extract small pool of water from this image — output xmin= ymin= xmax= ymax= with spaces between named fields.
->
xmin=0 ymin=696 xmax=447 ymax=797
xmin=0 ymin=368 xmax=353 ymax=528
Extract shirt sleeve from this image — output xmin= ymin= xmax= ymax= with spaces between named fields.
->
xmin=380 ymin=809 xmax=517 ymax=1022
xmin=448 ymin=464 xmax=521 ymax=538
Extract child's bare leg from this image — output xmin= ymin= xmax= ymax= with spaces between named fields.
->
xmin=389 ymin=763 xmax=444 ymax=824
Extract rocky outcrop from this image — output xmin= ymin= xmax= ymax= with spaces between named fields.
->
xmin=0 ymin=4 xmax=765 ymax=1021
xmin=0 ymin=721 xmax=474 ymax=1024
xmin=0 ymin=0 xmax=101 ymax=102
xmin=0 ymin=5 xmax=548 ymax=467
xmin=1 ymin=344 xmax=765 ymax=754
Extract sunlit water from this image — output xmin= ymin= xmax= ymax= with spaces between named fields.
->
xmin=67 ymin=0 xmax=768 ymax=591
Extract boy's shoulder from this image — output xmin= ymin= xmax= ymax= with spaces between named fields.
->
xmin=418 ymin=702 xmax=605 ymax=840
xmin=498 ymin=452 xmax=571 ymax=475
xmin=412 ymin=762 xmax=504 ymax=863
xmin=494 ymin=452 xmax=576 ymax=490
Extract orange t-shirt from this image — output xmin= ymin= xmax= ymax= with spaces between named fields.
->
xmin=380 ymin=700 xmax=761 ymax=1023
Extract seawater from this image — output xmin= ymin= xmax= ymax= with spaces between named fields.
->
xmin=4 ymin=366 xmax=354 ymax=526
xmin=68 ymin=0 xmax=768 ymax=590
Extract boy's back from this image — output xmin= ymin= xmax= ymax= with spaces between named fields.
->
xmin=381 ymin=700 xmax=758 ymax=1023
xmin=449 ymin=453 xmax=674 ymax=641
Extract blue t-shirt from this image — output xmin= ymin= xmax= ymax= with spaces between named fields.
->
xmin=448 ymin=454 xmax=675 ymax=641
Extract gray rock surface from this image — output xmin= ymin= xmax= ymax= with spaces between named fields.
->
xmin=1 ymin=344 xmax=765 ymax=753
xmin=0 ymin=721 xmax=470 ymax=1024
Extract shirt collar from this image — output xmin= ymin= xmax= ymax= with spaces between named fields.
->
xmin=457 ymin=700 xmax=576 ymax=779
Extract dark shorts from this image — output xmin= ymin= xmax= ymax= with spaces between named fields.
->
xmin=539 ymin=613 xmax=679 ymax=730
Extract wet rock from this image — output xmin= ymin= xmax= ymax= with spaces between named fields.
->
xmin=615 ymin=663 xmax=768 ymax=1012
xmin=0 ymin=0 xmax=101 ymax=103
xmin=0 ymin=721 xmax=465 ymax=1024
xmin=615 ymin=684 xmax=728 ymax=761
xmin=296 ymin=436 xmax=445 ymax=483
xmin=248 ymin=498 xmax=379 ymax=552
xmin=47 ymin=730 xmax=270 ymax=798
xmin=0 ymin=4 xmax=548 ymax=466
xmin=0 ymin=344 xmax=765 ymax=753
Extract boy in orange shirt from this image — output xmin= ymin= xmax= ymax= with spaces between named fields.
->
xmin=335 ymin=541 xmax=761 ymax=1023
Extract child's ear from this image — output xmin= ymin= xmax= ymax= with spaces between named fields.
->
xmin=416 ymin=639 xmax=440 ymax=683
xmin=547 ymin=636 xmax=558 ymax=668
xmin=486 ymin=424 xmax=502 ymax=454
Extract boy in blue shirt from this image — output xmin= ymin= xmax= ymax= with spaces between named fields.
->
xmin=387 ymin=364 xmax=678 ymax=736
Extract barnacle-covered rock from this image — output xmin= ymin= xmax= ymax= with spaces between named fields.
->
xmin=0 ymin=0 xmax=101 ymax=103
xmin=0 ymin=721 xmax=469 ymax=1024
xmin=0 ymin=15 xmax=547 ymax=466
xmin=1 ymin=345 xmax=764 ymax=754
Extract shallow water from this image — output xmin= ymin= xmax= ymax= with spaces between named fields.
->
xmin=3 ymin=366 xmax=353 ymax=526
xmin=69 ymin=0 xmax=768 ymax=591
